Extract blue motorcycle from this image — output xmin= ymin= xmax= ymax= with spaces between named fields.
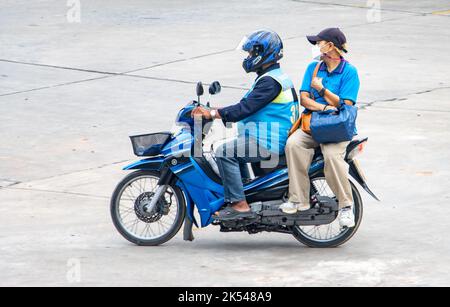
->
xmin=110 ymin=81 xmax=379 ymax=248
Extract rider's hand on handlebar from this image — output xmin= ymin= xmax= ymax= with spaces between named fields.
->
xmin=191 ymin=106 xmax=212 ymax=120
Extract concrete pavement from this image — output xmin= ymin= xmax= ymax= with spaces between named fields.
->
xmin=0 ymin=0 xmax=449 ymax=286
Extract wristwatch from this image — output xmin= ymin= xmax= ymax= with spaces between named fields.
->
xmin=210 ymin=109 xmax=217 ymax=119
xmin=318 ymin=87 xmax=327 ymax=97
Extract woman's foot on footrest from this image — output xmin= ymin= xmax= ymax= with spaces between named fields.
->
xmin=280 ymin=202 xmax=311 ymax=214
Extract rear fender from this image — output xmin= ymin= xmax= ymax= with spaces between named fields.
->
xmin=308 ymin=158 xmax=380 ymax=201
xmin=349 ymin=160 xmax=380 ymax=201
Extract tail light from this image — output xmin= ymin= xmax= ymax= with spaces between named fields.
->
xmin=347 ymin=141 xmax=367 ymax=160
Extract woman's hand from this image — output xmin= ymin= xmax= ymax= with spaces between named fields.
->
xmin=311 ymin=77 xmax=324 ymax=91
xmin=191 ymin=106 xmax=212 ymax=119
xmin=324 ymin=105 xmax=338 ymax=112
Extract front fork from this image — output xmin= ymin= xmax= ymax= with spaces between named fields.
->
xmin=143 ymin=167 xmax=174 ymax=213
xmin=142 ymin=166 xmax=196 ymax=241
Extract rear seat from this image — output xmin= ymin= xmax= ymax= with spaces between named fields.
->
xmin=250 ymin=137 xmax=368 ymax=177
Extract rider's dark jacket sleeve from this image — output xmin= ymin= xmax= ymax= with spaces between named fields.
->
xmin=218 ymin=76 xmax=282 ymax=124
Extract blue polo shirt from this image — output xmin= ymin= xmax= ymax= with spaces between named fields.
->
xmin=300 ymin=59 xmax=360 ymax=106
xmin=300 ymin=59 xmax=360 ymax=135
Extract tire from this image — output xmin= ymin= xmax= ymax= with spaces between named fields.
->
xmin=110 ymin=170 xmax=186 ymax=246
xmin=292 ymin=174 xmax=363 ymax=248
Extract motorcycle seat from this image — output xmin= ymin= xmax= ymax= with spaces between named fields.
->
xmin=251 ymin=155 xmax=286 ymax=177
xmin=314 ymin=137 xmax=368 ymax=160
xmin=251 ymin=137 xmax=368 ymax=177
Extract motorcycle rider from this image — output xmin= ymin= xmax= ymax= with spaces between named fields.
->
xmin=192 ymin=30 xmax=298 ymax=220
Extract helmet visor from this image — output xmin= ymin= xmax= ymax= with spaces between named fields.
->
xmin=236 ymin=36 xmax=250 ymax=51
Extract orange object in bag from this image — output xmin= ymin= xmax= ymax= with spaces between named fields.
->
xmin=289 ymin=118 xmax=301 ymax=136
xmin=300 ymin=112 xmax=312 ymax=134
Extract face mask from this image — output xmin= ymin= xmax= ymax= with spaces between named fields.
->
xmin=311 ymin=45 xmax=322 ymax=61
xmin=313 ymin=43 xmax=341 ymax=61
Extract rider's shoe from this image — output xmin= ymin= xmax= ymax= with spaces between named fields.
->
xmin=280 ymin=202 xmax=310 ymax=214
xmin=338 ymin=207 xmax=356 ymax=228
xmin=214 ymin=205 xmax=256 ymax=221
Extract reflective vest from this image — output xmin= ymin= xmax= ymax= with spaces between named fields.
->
xmin=238 ymin=68 xmax=299 ymax=154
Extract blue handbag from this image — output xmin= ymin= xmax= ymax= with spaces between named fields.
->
xmin=310 ymin=103 xmax=357 ymax=144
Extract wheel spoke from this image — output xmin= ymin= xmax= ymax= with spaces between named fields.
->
xmin=296 ymin=177 xmax=353 ymax=243
xmin=326 ymin=224 xmax=333 ymax=240
xmin=157 ymin=221 xmax=163 ymax=235
xmin=141 ymin=224 xmax=151 ymax=237
xmin=158 ymin=219 xmax=172 ymax=229
xmin=124 ymin=217 xmax=139 ymax=233
xmin=120 ymin=208 xmax=135 ymax=220
xmin=124 ymin=189 xmax=137 ymax=203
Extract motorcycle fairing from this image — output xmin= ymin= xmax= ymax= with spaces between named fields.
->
xmin=122 ymin=157 xmax=165 ymax=171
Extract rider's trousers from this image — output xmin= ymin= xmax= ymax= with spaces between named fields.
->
xmin=215 ymin=136 xmax=271 ymax=204
xmin=285 ymin=129 xmax=354 ymax=209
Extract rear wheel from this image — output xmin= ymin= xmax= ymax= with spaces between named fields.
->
xmin=292 ymin=174 xmax=363 ymax=248
xmin=110 ymin=170 xmax=186 ymax=246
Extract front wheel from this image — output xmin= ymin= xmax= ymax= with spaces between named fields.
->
xmin=292 ymin=175 xmax=363 ymax=248
xmin=110 ymin=170 xmax=186 ymax=246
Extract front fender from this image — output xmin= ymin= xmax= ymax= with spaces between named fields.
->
xmin=123 ymin=157 xmax=165 ymax=171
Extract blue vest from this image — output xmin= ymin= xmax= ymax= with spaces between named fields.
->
xmin=238 ymin=68 xmax=299 ymax=154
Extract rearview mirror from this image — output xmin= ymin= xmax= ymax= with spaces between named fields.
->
xmin=196 ymin=82 xmax=204 ymax=97
xmin=209 ymin=81 xmax=222 ymax=95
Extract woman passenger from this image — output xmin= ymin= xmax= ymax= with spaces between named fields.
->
xmin=280 ymin=28 xmax=360 ymax=228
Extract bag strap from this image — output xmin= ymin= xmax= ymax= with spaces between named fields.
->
xmin=303 ymin=61 xmax=322 ymax=115
xmin=288 ymin=61 xmax=323 ymax=137
xmin=310 ymin=61 xmax=322 ymax=98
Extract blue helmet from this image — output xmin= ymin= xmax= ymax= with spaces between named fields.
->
xmin=238 ymin=30 xmax=284 ymax=73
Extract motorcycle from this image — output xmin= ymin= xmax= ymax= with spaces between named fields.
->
xmin=110 ymin=81 xmax=379 ymax=248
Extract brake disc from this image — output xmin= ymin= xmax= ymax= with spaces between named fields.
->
xmin=134 ymin=192 xmax=171 ymax=223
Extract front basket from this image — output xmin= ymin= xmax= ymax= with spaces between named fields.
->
xmin=129 ymin=132 xmax=172 ymax=157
